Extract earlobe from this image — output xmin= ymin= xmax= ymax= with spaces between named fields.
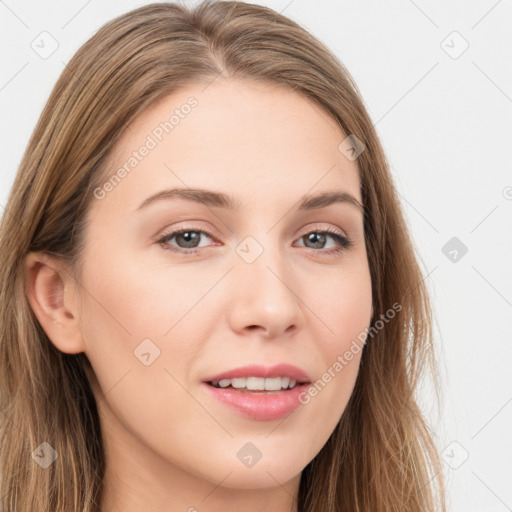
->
xmin=24 ymin=252 xmax=86 ymax=354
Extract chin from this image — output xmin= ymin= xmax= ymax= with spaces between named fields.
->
xmin=214 ymin=463 xmax=304 ymax=490
xmin=217 ymin=444 xmax=310 ymax=489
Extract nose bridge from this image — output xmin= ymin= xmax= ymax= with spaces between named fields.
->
xmin=235 ymin=229 xmax=289 ymax=292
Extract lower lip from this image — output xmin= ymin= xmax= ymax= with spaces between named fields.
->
xmin=202 ymin=382 xmax=311 ymax=421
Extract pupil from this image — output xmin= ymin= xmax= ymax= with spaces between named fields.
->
xmin=178 ymin=231 xmax=199 ymax=248
xmin=306 ymin=232 xmax=325 ymax=249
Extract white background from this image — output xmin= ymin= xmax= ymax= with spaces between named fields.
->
xmin=1 ymin=1 xmax=511 ymax=510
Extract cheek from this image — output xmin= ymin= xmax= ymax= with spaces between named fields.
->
xmin=76 ymin=252 xmax=218 ymax=474
xmin=328 ymin=272 xmax=372 ymax=354
xmin=79 ymin=245 xmax=209 ymax=340
xmin=298 ymin=258 xmax=371 ymax=418
xmin=308 ymin=255 xmax=373 ymax=349
xmin=76 ymin=247 xmax=219 ymax=420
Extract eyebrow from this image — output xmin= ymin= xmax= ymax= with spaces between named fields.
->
xmin=134 ymin=187 xmax=364 ymax=213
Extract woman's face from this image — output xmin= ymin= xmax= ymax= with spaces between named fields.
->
xmin=73 ymin=78 xmax=372 ymax=503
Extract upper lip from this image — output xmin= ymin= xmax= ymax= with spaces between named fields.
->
xmin=202 ymin=363 xmax=311 ymax=383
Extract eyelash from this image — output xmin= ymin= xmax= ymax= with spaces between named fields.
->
xmin=156 ymin=226 xmax=353 ymax=257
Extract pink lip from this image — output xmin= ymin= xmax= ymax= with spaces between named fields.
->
xmin=201 ymin=363 xmax=312 ymax=421
xmin=202 ymin=382 xmax=311 ymax=421
xmin=202 ymin=363 xmax=311 ymax=383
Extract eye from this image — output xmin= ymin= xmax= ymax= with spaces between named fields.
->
xmin=157 ymin=226 xmax=353 ymax=256
xmin=294 ymin=227 xmax=353 ymax=255
xmin=157 ymin=228 xmax=216 ymax=255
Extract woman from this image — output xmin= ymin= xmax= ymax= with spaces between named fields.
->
xmin=0 ymin=2 xmax=446 ymax=511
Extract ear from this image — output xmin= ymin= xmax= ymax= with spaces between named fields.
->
xmin=24 ymin=252 xmax=86 ymax=354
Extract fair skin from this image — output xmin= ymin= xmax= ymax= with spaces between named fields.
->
xmin=25 ymin=78 xmax=372 ymax=512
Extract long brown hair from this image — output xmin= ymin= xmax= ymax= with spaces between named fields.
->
xmin=0 ymin=2 xmax=446 ymax=510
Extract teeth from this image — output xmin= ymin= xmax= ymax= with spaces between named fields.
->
xmin=210 ymin=376 xmax=299 ymax=390
xmin=246 ymin=377 xmax=265 ymax=390
xmin=232 ymin=377 xmax=251 ymax=389
xmin=278 ymin=377 xmax=290 ymax=389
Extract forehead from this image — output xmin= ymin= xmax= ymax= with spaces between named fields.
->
xmin=94 ymin=77 xmax=362 ymax=215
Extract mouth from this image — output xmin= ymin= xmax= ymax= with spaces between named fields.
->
xmin=206 ymin=376 xmax=310 ymax=393
xmin=202 ymin=378 xmax=312 ymax=421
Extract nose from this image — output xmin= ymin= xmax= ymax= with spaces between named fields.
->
xmin=227 ymin=244 xmax=305 ymax=339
